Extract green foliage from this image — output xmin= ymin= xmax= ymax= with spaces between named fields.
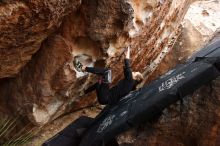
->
xmin=0 ymin=117 xmax=36 ymax=146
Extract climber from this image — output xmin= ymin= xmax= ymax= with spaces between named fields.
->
xmin=75 ymin=46 xmax=144 ymax=105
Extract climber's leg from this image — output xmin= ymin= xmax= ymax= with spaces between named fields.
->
xmin=85 ymin=67 xmax=112 ymax=83
xmin=85 ymin=67 xmax=108 ymax=75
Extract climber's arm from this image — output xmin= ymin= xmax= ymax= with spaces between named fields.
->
xmin=123 ymin=47 xmax=133 ymax=80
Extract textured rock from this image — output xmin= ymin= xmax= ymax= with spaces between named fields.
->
xmin=118 ymin=41 xmax=220 ymax=146
xmin=178 ymin=0 xmax=220 ymax=58
xmin=1 ymin=0 xmax=220 ymax=146
xmin=0 ymin=0 xmax=81 ymax=78
xmin=147 ymin=0 xmax=220 ymax=81
xmin=0 ymin=0 xmax=192 ymax=125
xmin=118 ymin=1 xmax=220 ymax=145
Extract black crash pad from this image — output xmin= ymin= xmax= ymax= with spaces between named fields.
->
xmin=42 ymin=116 xmax=93 ymax=146
xmin=43 ymin=39 xmax=220 ymax=146
xmin=79 ymin=40 xmax=220 ymax=146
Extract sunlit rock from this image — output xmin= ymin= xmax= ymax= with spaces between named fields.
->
xmin=0 ymin=0 xmax=192 ymax=125
xmin=0 ymin=0 xmax=81 ymax=78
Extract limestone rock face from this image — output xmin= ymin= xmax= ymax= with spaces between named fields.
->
xmin=0 ymin=0 xmax=192 ymax=125
xmin=0 ymin=0 xmax=80 ymax=78
xmin=2 ymin=1 xmax=220 ymax=146
xmin=118 ymin=1 xmax=220 ymax=146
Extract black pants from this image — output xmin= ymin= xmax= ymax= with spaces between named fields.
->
xmin=85 ymin=67 xmax=110 ymax=104
xmin=86 ymin=67 xmax=109 ymax=76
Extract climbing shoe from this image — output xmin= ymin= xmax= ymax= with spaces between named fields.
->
xmin=103 ymin=69 xmax=112 ymax=83
xmin=74 ymin=59 xmax=83 ymax=72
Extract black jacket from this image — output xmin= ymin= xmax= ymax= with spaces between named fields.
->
xmin=108 ymin=59 xmax=136 ymax=104
xmin=85 ymin=59 xmax=137 ymax=105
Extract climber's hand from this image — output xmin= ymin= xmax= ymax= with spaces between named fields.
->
xmin=125 ymin=46 xmax=130 ymax=59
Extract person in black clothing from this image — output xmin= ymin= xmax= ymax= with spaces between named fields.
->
xmin=80 ymin=47 xmax=144 ymax=105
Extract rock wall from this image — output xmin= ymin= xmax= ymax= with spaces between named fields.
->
xmin=1 ymin=0 xmax=220 ymax=145
xmin=118 ymin=1 xmax=220 ymax=146
xmin=0 ymin=0 xmax=192 ymax=125
xmin=0 ymin=0 xmax=81 ymax=78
